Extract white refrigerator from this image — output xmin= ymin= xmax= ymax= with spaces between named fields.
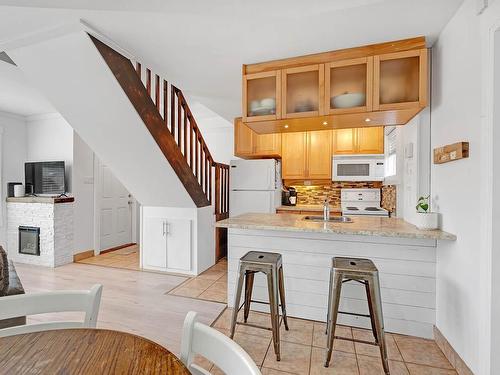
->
xmin=229 ymin=159 xmax=282 ymax=217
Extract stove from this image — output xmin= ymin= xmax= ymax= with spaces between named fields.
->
xmin=341 ymin=188 xmax=389 ymax=217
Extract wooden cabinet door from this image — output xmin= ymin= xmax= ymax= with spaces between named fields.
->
xmin=333 ymin=128 xmax=357 ymax=155
xmin=243 ymin=70 xmax=281 ymax=122
xmin=307 ymin=130 xmax=332 ymax=179
xmin=281 ymin=64 xmax=325 ymax=119
xmin=373 ymin=48 xmax=428 ymax=110
xmin=234 ymin=118 xmax=254 ymax=157
xmin=282 ymin=132 xmax=307 ymax=179
xmin=357 ymin=127 xmax=384 ymax=154
xmin=254 ymin=133 xmax=282 ymax=157
xmin=325 ymin=57 xmax=373 ymax=115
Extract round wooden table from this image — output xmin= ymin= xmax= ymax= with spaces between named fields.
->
xmin=0 ymin=328 xmax=191 ymax=374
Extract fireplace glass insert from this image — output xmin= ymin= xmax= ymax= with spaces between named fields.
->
xmin=19 ymin=226 xmax=40 ymax=256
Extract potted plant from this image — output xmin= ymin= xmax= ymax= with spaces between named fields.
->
xmin=415 ymin=195 xmax=439 ymax=230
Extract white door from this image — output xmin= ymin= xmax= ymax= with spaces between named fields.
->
xmin=97 ymin=161 xmax=132 ymax=252
xmin=142 ymin=217 xmax=167 ymax=269
xmin=166 ymin=219 xmax=192 ymax=271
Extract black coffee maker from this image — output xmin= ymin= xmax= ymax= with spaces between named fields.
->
xmin=282 ymin=186 xmax=297 ymax=206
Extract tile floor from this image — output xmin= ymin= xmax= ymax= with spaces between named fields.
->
xmin=168 ymin=258 xmax=228 ymax=303
xmin=201 ymin=308 xmax=457 ymax=375
xmin=77 ymin=244 xmax=140 ymax=271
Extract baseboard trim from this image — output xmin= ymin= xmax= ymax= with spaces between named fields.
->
xmin=73 ymin=250 xmax=95 ymax=262
xmin=433 ymin=325 xmax=474 ymax=375
xmin=100 ymin=243 xmax=136 ymax=255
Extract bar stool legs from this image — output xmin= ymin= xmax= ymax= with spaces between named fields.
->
xmin=324 ymin=257 xmax=390 ymax=375
xmin=229 ymin=251 xmax=288 ymax=361
xmin=324 ymin=268 xmax=343 ymax=366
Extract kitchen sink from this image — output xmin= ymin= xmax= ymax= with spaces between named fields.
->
xmin=303 ymin=216 xmax=352 ymax=223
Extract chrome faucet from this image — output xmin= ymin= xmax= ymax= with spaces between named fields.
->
xmin=323 ymin=198 xmax=330 ymax=221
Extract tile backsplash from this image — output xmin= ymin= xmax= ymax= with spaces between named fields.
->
xmin=381 ymin=185 xmax=397 ymax=213
xmin=290 ymin=182 xmax=383 ymax=207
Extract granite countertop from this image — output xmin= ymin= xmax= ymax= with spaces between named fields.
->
xmin=6 ymin=196 xmax=75 ymax=204
xmin=216 ymin=213 xmax=456 ymax=241
xmin=277 ymin=204 xmax=342 ymax=212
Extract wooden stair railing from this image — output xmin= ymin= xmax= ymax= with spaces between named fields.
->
xmin=90 ymin=35 xmax=229 ymax=217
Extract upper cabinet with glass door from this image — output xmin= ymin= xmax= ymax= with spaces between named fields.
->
xmin=281 ymin=64 xmax=325 ymax=119
xmin=373 ymin=49 xmax=428 ymax=110
xmin=325 ymin=57 xmax=373 ymax=115
xmin=243 ymin=70 xmax=281 ymax=122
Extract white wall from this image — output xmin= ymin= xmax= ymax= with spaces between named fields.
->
xmin=0 ymin=111 xmax=26 ymax=248
xmin=202 ymin=127 xmax=235 ymax=165
xmin=431 ymin=0 xmax=483 ymax=372
xmin=73 ymin=132 xmax=95 ymax=253
xmin=26 ymin=113 xmax=73 ymax=191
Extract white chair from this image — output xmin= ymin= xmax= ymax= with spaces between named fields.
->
xmin=181 ymin=311 xmax=261 ymax=375
xmin=0 ymin=284 xmax=103 ymax=337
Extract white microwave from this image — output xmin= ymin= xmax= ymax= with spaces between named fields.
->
xmin=332 ymin=155 xmax=385 ymax=182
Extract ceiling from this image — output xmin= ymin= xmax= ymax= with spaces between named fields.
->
xmin=0 ymin=60 xmax=55 ymax=116
xmin=0 ymin=0 xmax=463 ymax=119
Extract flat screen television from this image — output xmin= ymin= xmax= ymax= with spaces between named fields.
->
xmin=25 ymin=161 xmax=66 ymax=196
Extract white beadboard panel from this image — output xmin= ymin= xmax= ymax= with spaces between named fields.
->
xmin=229 ymin=249 xmax=436 ymax=278
xmin=228 ymin=284 xmax=435 ymax=320
xmin=231 ymin=294 xmax=434 ymax=339
xmin=227 ymin=228 xmax=437 ymax=338
xmin=229 ymin=233 xmax=436 ymax=262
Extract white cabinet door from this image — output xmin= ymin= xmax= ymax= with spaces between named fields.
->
xmin=166 ymin=219 xmax=192 ymax=272
xmin=142 ymin=217 xmax=167 ymax=269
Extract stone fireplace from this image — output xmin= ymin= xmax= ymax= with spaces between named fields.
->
xmin=7 ymin=196 xmax=74 ymax=267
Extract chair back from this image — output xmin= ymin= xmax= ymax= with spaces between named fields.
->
xmin=181 ymin=311 xmax=261 ymax=375
xmin=0 ymin=284 xmax=102 ymax=337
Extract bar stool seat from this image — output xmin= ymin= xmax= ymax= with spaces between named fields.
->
xmin=230 ymin=251 xmax=288 ymax=361
xmin=325 ymin=257 xmax=390 ymax=374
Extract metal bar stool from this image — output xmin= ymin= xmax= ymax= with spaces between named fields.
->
xmin=324 ymin=257 xmax=390 ymax=374
xmin=230 ymin=251 xmax=289 ymax=361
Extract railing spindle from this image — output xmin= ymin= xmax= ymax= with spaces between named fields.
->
xmin=163 ymin=80 xmax=168 ymax=128
xmin=155 ymin=75 xmax=160 ymax=110
xmin=183 ymin=109 xmax=188 ymax=158
xmin=177 ymin=96 xmax=182 ymax=147
xmin=189 ymin=117 xmax=194 ymax=169
xmin=195 ymin=132 xmax=199 ymax=179
xmin=171 ymin=86 xmax=176 ymax=138
xmin=135 ymin=62 xmax=141 ymax=79
xmin=146 ymin=68 xmax=151 ymax=96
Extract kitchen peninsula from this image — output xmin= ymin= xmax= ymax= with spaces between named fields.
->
xmin=216 ymin=213 xmax=455 ymax=339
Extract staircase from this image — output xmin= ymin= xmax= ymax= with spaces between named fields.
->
xmin=90 ymin=36 xmax=229 ymax=216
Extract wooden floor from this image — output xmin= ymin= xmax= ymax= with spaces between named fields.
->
xmin=77 ymin=244 xmax=140 ymax=270
xmin=14 ymin=262 xmax=226 ymax=355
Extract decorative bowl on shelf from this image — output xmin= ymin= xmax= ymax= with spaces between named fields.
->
xmin=260 ymin=98 xmax=276 ymax=109
xmin=249 ymin=98 xmax=275 ymax=116
xmin=331 ymin=92 xmax=365 ymax=108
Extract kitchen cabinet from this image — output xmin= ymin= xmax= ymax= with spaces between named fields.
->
xmin=325 ymin=57 xmax=373 ymax=115
xmin=241 ymin=38 xmax=429 ymax=134
xmin=243 ymin=70 xmax=281 ymax=123
xmin=282 ymin=130 xmax=332 ymax=180
xmin=234 ymin=118 xmax=281 ymax=158
xmin=281 ymin=64 xmax=325 ymax=119
xmin=373 ymin=49 xmax=428 ymax=110
xmin=333 ymin=127 xmax=384 ymax=155
xmin=142 ymin=217 xmax=192 ymax=272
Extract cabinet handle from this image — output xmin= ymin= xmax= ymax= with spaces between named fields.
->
xmin=162 ymin=221 xmax=167 ymax=236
